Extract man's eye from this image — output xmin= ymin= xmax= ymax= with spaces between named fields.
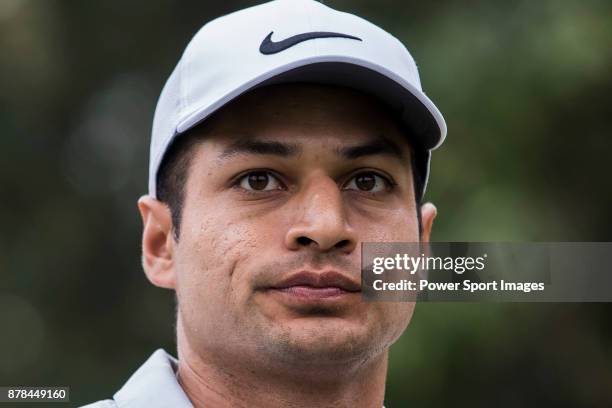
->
xmin=238 ymin=171 xmax=283 ymax=191
xmin=344 ymin=172 xmax=390 ymax=192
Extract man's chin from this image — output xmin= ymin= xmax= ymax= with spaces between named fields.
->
xmin=260 ymin=316 xmax=382 ymax=365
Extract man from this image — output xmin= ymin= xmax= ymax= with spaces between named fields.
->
xmin=84 ymin=0 xmax=446 ymax=406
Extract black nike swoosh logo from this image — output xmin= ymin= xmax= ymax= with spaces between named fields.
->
xmin=259 ymin=31 xmax=362 ymax=55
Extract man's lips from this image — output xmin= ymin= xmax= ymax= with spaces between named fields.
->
xmin=268 ymin=271 xmax=361 ymax=297
xmin=275 ymin=286 xmax=349 ymax=299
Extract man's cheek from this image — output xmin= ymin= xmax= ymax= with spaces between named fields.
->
xmin=180 ymin=224 xmax=259 ymax=290
xmin=361 ymin=229 xmax=414 ymax=244
xmin=363 ymin=216 xmax=418 ymax=242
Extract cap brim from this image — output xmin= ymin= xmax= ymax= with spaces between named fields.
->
xmin=177 ymin=58 xmax=446 ymax=150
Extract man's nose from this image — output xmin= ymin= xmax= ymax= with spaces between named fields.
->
xmin=284 ymin=176 xmax=357 ymax=253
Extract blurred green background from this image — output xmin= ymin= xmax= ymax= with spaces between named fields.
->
xmin=1 ymin=0 xmax=611 ymax=406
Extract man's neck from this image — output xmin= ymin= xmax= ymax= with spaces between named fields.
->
xmin=176 ymin=334 xmax=388 ymax=408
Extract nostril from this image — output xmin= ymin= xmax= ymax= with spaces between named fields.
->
xmin=334 ymin=239 xmax=350 ymax=249
xmin=297 ymin=236 xmax=314 ymax=246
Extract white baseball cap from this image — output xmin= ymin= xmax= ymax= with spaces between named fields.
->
xmin=149 ymin=0 xmax=447 ymax=198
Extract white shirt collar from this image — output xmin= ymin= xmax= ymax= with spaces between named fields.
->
xmin=113 ymin=349 xmax=193 ymax=408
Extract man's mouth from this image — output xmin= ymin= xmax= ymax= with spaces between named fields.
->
xmin=267 ymin=270 xmax=361 ymax=302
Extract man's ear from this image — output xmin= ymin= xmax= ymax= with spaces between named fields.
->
xmin=137 ymin=195 xmax=177 ymax=289
xmin=420 ymin=202 xmax=437 ymax=243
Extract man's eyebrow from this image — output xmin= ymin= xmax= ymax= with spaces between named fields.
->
xmin=337 ymin=139 xmax=408 ymax=161
xmin=219 ymin=139 xmax=301 ymax=159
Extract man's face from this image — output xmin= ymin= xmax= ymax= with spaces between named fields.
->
xmin=143 ymin=84 xmax=432 ymax=371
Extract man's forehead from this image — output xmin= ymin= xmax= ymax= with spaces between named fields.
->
xmin=188 ymin=83 xmax=416 ymax=165
xmin=201 ymin=84 xmax=407 ymax=134
xmin=213 ymin=133 xmax=411 ymax=163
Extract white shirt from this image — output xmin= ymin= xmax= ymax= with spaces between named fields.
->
xmin=81 ymin=349 xmax=193 ymax=407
